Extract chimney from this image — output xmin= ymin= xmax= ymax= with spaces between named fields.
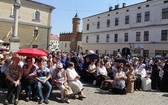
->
xmin=122 ymin=3 xmax=126 ymax=8
xmin=109 ymin=6 xmax=113 ymax=11
xmin=115 ymin=5 xmax=119 ymax=10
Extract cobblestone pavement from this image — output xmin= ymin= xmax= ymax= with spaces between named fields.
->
xmin=0 ymin=84 xmax=168 ymax=105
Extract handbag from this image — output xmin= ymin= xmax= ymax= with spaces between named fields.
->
xmin=64 ymin=84 xmax=73 ymax=95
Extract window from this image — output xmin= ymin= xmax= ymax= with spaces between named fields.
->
xmin=162 ymin=8 xmax=168 ymax=19
xmin=138 ymin=7 xmax=141 ymax=9
xmin=12 ymin=6 xmax=16 ymax=16
xmin=136 ymin=32 xmax=141 ymax=42
xmin=125 ymin=15 xmax=129 ymax=24
xmin=124 ymin=33 xmax=128 ymax=42
xmin=35 ymin=11 xmax=40 ymax=20
xmin=96 ymin=35 xmax=99 ymax=42
xmin=95 ymin=50 xmax=99 ymax=54
xmin=86 ymin=24 xmax=89 ymax=30
xmin=86 ymin=36 xmax=89 ymax=43
xmin=115 ymin=18 xmax=119 ymax=26
xmin=145 ymin=11 xmax=150 ymax=22
xmin=146 ymin=5 xmax=149 ymax=7
xmin=136 ymin=13 xmax=141 ymax=23
xmin=114 ymin=34 xmax=118 ymax=42
xmin=97 ymin=21 xmax=100 ymax=29
xmin=65 ymin=43 xmax=67 ymax=48
xmin=106 ymin=34 xmax=110 ymax=42
xmin=107 ymin=19 xmax=110 ymax=27
xmin=33 ymin=10 xmax=40 ymax=21
xmin=144 ymin=31 xmax=149 ymax=41
xmin=33 ymin=28 xmax=38 ymax=38
xmin=164 ymin=0 xmax=168 ymax=3
xmin=85 ymin=50 xmax=88 ymax=54
xmin=32 ymin=45 xmax=38 ymax=48
xmin=161 ymin=30 xmax=168 ymax=41
xmin=10 ymin=6 xmax=20 ymax=18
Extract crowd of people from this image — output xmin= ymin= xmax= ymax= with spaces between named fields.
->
xmin=0 ymin=50 xmax=168 ymax=105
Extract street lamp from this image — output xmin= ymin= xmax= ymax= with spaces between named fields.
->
xmin=29 ymin=27 xmax=39 ymax=47
xmin=9 ymin=0 xmax=21 ymax=52
xmin=34 ymin=27 xmax=39 ymax=38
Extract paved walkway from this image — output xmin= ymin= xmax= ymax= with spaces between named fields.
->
xmin=0 ymin=84 xmax=168 ymax=105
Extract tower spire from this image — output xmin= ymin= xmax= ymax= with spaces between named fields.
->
xmin=74 ymin=13 xmax=78 ymax=18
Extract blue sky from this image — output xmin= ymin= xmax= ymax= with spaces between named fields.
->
xmin=35 ymin=0 xmax=145 ymax=35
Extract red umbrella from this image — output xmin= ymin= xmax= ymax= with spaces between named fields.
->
xmin=36 ymin=48 xmax=49 ymax=55
xmin=17 ymin=48 xmax=47 ymax=57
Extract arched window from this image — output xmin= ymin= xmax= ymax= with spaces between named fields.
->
xmin=34 ymin=10 xmax=40 ymax=21
xmin=10 ymin=6 xmax=20 ymax=18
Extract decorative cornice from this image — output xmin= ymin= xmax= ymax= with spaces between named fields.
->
xmin=83 ymin=24 xmax=168 ymax=34
xmin=0 ymin=18 xmax=52 ymax=29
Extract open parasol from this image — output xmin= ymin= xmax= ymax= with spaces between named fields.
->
xmin=17 ymin=48 xmax=48 ymax=57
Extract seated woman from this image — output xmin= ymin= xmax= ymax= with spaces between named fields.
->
xmin=1 ymin=58 xmax=11 ymax=89
xmin=86 ymin=59 xmax=97 ymax=83
xmin=104 ymin=59 xmax=113 ymax=79
xmin=126 ymin=65 xmax=135 ymax=93
xmin=111 ymin=65 xmax=127 ymax=94
xmin=4 ymin=55 xmax=23 ymax=105
xmin=22 ymin=57 xmax=38 ymax=102
xmin=138 ymin=64 xmax=151 ymax=91
xmin=134 ymin=64 xmax=142 ymax=91
xmin=66 ymin=62 xmax=86 ymax=98
xmin=52 ymin=63 xmax=70 ymax=103
xmin=96 ymin=59 xmax=110 ymax=86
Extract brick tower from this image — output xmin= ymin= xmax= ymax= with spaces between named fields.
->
xmin=72 ymin=13 xmax=80 ymax=34
xmin=70 ymin=13 xmax=80 ymax=52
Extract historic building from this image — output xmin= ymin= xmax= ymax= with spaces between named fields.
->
xmin=0 ymin=0 xmax=54 ymax=49
xmin=59 ymin=13 xmax=82 ymax=53
xmin=82 ymin=0 xmax=168 ymax=57
xmin=49 ymin=34 xmax=59 ymax=52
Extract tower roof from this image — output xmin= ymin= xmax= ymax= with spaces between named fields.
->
xmin=74 ymin=13 xmax=79 ymax=18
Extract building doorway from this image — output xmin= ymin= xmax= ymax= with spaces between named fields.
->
xmin=122 ymin=47 xmax=131 ymax=57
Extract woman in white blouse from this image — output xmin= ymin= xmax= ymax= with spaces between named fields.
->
xmin=52 ymin=63 xmax=70 ymax=103
xmin=138 ymin=64 xmax=151 ymax=91
xmin=66 ymin=62 xmax=86 ymax=98
xmin=96 ymin=59 xmax=110 ymax=86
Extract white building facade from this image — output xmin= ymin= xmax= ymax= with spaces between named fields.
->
xmin=59 ymin=41 xmax=71 ymax=52
xmin=49 ymin=34 xmax=59 ymax=52
xmin=82 ymin=0 xmax=168 ymax=57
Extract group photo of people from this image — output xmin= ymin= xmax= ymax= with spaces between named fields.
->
xmin=0 ymin=49 xmax=168 ymax=105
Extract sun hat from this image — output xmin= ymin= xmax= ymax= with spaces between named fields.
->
xmin=57 ymin=63 xmax=63 ymax=68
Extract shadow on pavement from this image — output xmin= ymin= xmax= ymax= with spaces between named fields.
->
xmin=49 ymin=91 xmax=63 ymax=103
xmin=162 ymin=94 xmax=168 ymax=97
